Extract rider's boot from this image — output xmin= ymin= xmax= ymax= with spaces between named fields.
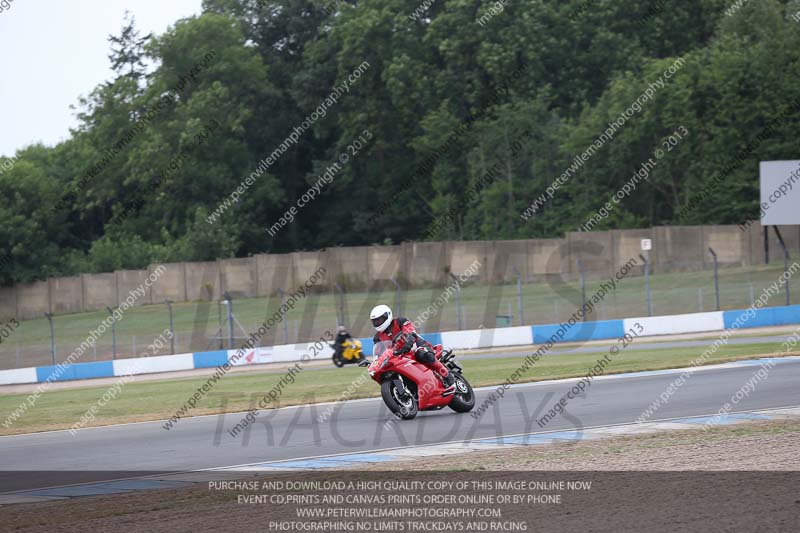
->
xmin=423 ymin=358 xmax=457 ymax=396
xmin=440 ymin=369 xmax=457 ymax=397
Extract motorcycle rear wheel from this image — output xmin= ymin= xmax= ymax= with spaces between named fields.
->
xmin=381 ymin=380 xmax=418 ymax=420
xmin=332 ymin=354 xmax=345 ymax=367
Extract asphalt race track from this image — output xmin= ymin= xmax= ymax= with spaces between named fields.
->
xmin=2 ymin=354 xmax=799 ymax=493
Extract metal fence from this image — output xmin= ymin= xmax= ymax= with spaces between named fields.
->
xmin=0 ymin=261 xmax=797 ymax=371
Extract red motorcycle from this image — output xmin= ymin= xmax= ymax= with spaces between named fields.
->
xmin=361 ymin=339 xmax=475 ymax=420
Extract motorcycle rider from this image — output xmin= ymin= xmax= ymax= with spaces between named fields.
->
xmin=332 ymin=325 xmax=352 ymax=361
xmin=369 ymin=304 xmax=457 ymax=395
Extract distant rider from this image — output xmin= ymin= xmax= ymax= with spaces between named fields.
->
xmin=369 ymin=304 xmax=456 ymax=395
xmin=333 ymin=325 xmax=352 ymax=360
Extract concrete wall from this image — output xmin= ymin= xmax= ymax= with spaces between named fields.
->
xmin=652 ymin=225 xmax=707 ymax=271
xmin=184 ymin=262 xmax=220 ymax=301
xmin=4 ymin=222 xmax=800 ymax=320
xmin=257 ymin=254 xmax=294 ymax=296
xmin=367 ymin=246 xmax=404 ymax=283
xmin=527 ymin=238 xmax=564 ymax=279
xmin=116 ymin=270 xmax=151 ymax=306
xmin=487 ymin=240 xmax=527 ymax=283
xmin=219 ymin=258 xmax=255 ymax=298
xmin=449 ymin=241 xmax=488 ymax=281
xmin=611 ymin=228 xmax=652 ymax=271
xmin=293 ymin=251 xmax=330 ymax=289
xmin=0 ymin=286 xmax=15 ymax=319
xmin=703 ymin=225 xmax=747 ymax=266
xmin=49 ymin=276 xmax=83 ymax=314
xmin=329 ymin=246 xmax=370 ymax=289
xmin=567 ymin=231 xmax=614 ymax=274
xmin=149 ymin=263 xmax=186 ymax=303
xmin=16 ymin=281 xmax=49 ymax=319
xmin=82 ymin=273 xmax=116 ymax=311
xmin=404 ymin=242 xmax=448 ymax=286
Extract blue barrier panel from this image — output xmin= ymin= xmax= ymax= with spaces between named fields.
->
xmin=533 ymin=319 xmax=625 ymax=344
xmin=723 ymin=305 xmax=800 ymax=329
xmin=36 ymin=365 xmax=72 ymax=382
xmin=73 ymin=361 xmax=115 ymax=380
xmin=193 ymin=350 xmax=230 ymax=369
xmin=424 ymin=332 xmax=443 ymax=347
xmin=772 ymin=305 xmax=800 ymax=325
xmin=36 ymin=361 xmax=115 ymax=383
xmin=359 ymin=337 xmax=374 ymax=357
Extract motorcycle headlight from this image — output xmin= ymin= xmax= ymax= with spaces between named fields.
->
xmin=368 ymin=371 xmax=375 ymax=377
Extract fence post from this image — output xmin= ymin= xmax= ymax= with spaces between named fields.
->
xmin=708 ymin=247 xmax=720 ymax=311
xmin=45 ymin=312 xmax=55 ymax=365
xmin=390 ymin=277 xmax=402 ymax=317
xmin=773 ymin=227 xmax=791 ymax=306
xmin=786 ymin=251 xmax=792 ymax=306
xmin=783 ymin=250 xmax=792 ymax=306
xmin=640 ymin=254 xmax=652 ymax=317
xmin=513 ymin=266 xmax=525 ymax=326
xmin=106 ymin=306 xmax=117 ymax=360
xmin=450 ymin=273 xmax=463 ymax=330
xmin=223 ymin=292 xmax=234 ymax=349
xmin=764 ymin=226 xmax=769 ymax=264
xmin=216 ymin=300 xmax=223 ymax=349
xmin=334 ymin=283 xmax=346 ymax=327
xmin=278 ymin=289 xmax=289 ymax=343
xmin=164 ymin=299 xmax=175 ymax=354
xmin=576 ymin=259 xmax=586 ymax=320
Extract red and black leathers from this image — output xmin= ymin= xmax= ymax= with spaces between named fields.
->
xmin=373 ymin=317 xmax=450 ymax=380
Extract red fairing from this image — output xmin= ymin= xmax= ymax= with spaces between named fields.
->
xmin=367 ymin=343 xmax=451 ymax=410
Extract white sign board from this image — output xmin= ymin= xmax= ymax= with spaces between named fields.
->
xmin=759 ymin=160 xmax=800 ymax=225
xmin=640 ymin=239 xmax=652 ymax=251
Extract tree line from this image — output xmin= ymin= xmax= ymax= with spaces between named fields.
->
xmin=1 ymin=0 xmax=799 ymax=286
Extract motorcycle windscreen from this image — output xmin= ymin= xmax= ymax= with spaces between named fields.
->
xmin=373 ymin=340 xmax=392 ymax=357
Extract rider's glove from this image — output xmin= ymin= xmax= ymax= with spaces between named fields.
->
xmin=393 ymin=333 xmax=413 ymax=356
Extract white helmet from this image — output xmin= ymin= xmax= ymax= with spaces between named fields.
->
xmin=370 ymin=304 xmax=393 ymax=333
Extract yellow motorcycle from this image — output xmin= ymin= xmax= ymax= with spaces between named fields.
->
xmin=332 ymin=338 xmax=365 ymax=367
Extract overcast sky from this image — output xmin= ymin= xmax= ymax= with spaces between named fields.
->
xmin=0 ymin=0 xmax=203 ymax=158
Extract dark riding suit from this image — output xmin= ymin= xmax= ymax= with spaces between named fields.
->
xmin=333 ymin=330 xmax=352 ymax=359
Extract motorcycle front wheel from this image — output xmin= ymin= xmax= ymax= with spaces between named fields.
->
xmin=447 ymin=373 xmax=475 ymax=413
xmin=381 ymin=380 xmax=418 ymax=420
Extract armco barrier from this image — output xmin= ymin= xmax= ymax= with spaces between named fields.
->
xmin=532 ymin=319 xmax=624 ymax=344
xmin=0 ymin=367 xmax=37 ymax=386
xmin=441 ymin=326 xmax=532 ymax=350
xmin=626 ymin=311 xmax=724 ymax=337
xmin=722 ymin=304 xmax=800 ymax=329
xmin=36 ymin=361 xmax=114 ymax=383
xmin=1 ymin=305 xmax=799 ymax=386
